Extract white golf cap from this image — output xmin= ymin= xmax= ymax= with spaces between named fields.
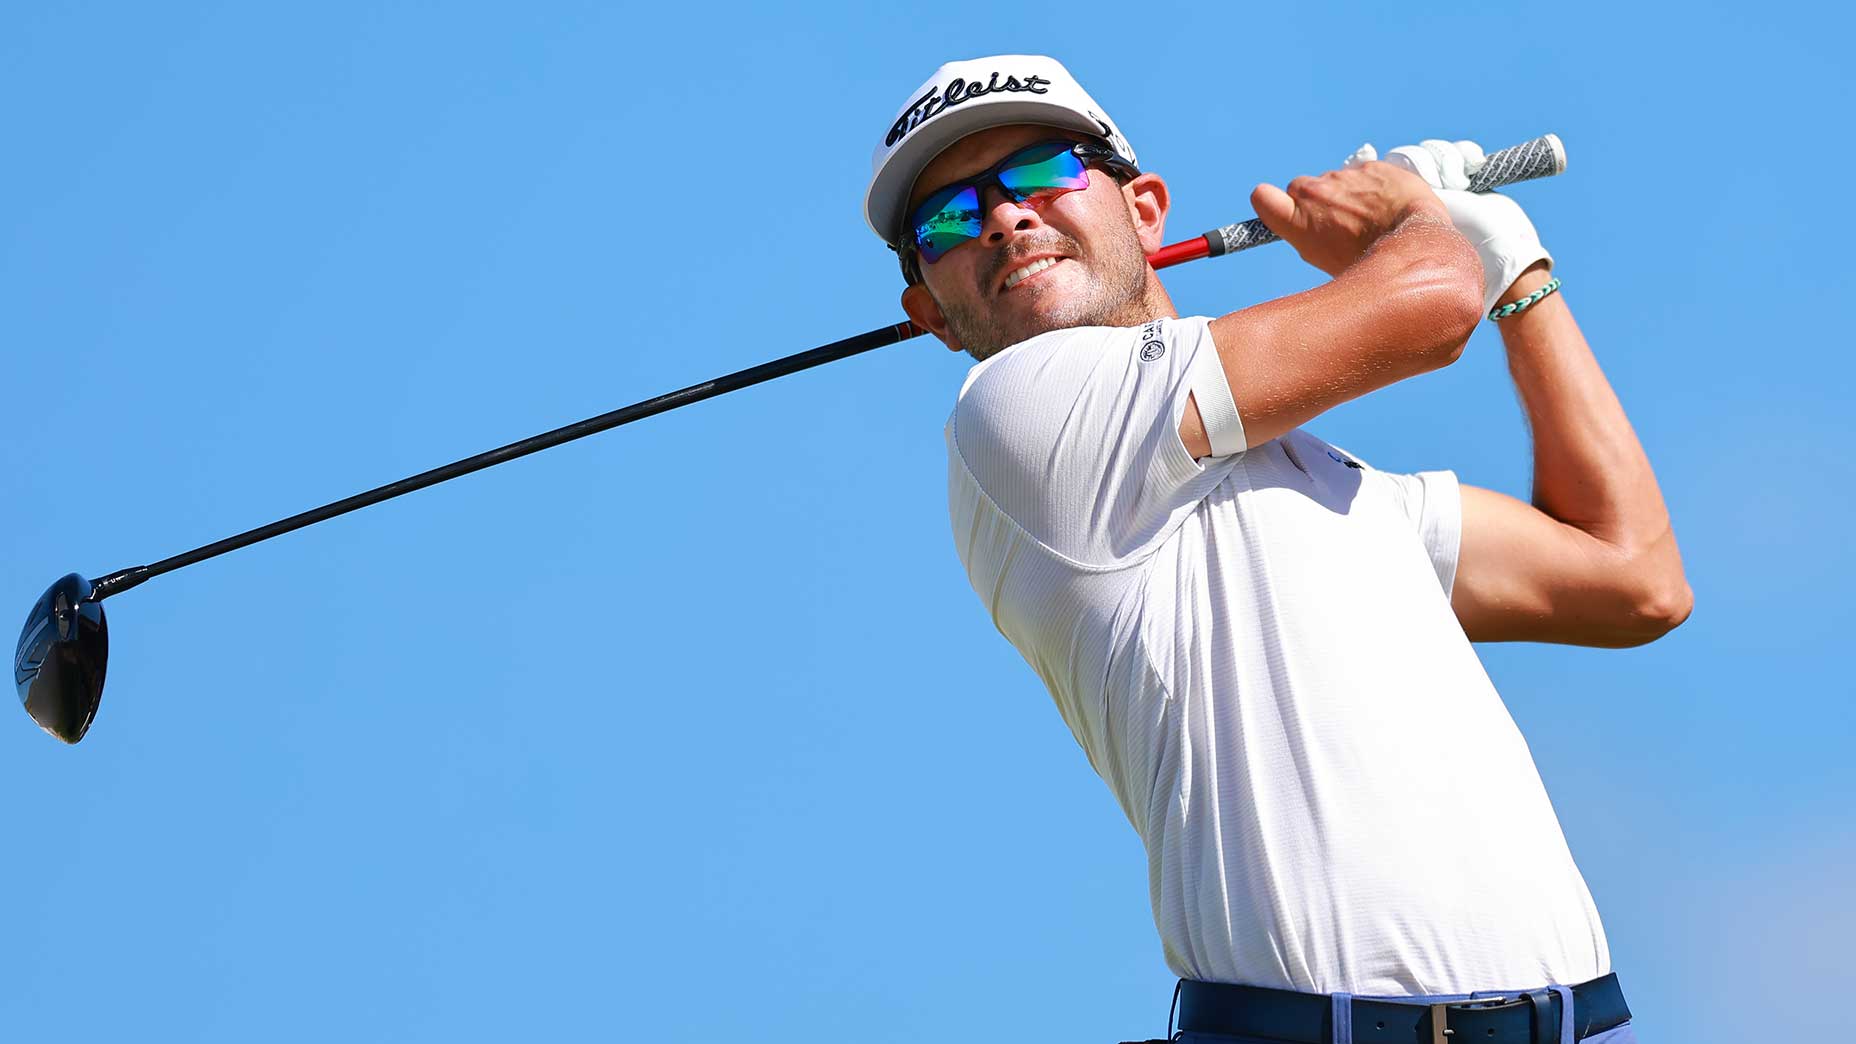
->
xmin=863 ymin=55 xmax=1138 ymax=246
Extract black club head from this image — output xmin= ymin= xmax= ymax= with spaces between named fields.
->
xmin=15 ymin=573 xmax=109 ymax=744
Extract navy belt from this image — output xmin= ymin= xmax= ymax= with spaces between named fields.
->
xmin=1174 ymin=972 xmax=1630 ymax=1044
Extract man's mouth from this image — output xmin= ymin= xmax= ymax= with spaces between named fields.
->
xmin=1001 ymin=256 xmax=1064 ymax=292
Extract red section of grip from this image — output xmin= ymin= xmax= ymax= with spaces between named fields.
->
xmin=1146 ymin=237 xmax=1210 ymax=271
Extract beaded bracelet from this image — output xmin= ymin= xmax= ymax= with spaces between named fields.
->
xmin=1489 ymin=276 xmax=1562 ymax=321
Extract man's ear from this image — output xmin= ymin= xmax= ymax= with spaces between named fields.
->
xmin=901 ymin=283 xmax=965 ymax=353
xmin=1124 ymin=172 xmax=1171 ymax=255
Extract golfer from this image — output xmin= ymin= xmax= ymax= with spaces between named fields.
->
xmin=864 ymin=56 xmax=1688 ymax=1044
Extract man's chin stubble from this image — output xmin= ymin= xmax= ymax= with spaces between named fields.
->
xmin=938 ymin=218 xmax=1153 ymax=360
xmin=947 ymin=275 xmax=1146 ymax=361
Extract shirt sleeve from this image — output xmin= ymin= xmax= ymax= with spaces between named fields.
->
xmin=1365 ymin=466 xmax=1464 ymax=596
xmin=947 ymin=316 xmax=1243 ymax=567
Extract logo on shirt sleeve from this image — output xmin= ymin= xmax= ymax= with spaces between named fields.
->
xmin=1138 ymin=319 xmax=1165 ymax=362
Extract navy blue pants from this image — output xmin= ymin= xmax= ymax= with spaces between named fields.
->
xmin=1176 ymin=983 xmax=1639 ymax=1043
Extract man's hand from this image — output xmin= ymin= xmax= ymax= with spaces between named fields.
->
xmin=1353 ymin=140 xmax=1552 ymax=313
xmin=1250 ymin=160 xmax=1453 ymax=277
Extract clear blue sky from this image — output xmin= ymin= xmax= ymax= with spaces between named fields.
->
xmin=3 ymin=3 xmax=1848 ymax=1042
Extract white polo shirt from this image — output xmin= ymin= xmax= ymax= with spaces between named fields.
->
xmin=945 ymin=316 xmax=1610 ymax=995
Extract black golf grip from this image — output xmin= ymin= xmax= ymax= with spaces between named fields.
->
xmin=1203 ymin=133 xmax=1567 ymax=257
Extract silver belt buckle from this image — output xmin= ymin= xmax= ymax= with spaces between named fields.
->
xmin=1428 ymin=994 xmax=1519 ymax=1044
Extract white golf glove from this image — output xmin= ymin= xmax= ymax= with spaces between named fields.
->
xmin=1347 ymin=140 xmax=1551 ymax=314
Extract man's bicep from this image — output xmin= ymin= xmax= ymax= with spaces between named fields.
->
xmin=1453 ymin=484 xmax=1654 ymax=646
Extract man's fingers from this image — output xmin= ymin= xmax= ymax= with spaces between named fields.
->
xmin=1453 ymin=140 xmax=1487 ymax=175
xmin=1385 ymin=144 xmax=1443 ymax=187
xmin=1419 ymin=140 xmax=1471 ymax=190
xmin=1251 ymin=182 xmax=1296 ymax=236
xmin=1388 ymin=139 xmax=1485 ymax=189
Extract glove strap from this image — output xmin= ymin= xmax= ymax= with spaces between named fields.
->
xmin=1489 ymin=276 xmax=1562 ymax=321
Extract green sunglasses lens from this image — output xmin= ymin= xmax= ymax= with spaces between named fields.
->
xmin=913 ymin=184 xmax=983 ymax=264
xmin=997 ymin=141 xmax=1090 ymax=200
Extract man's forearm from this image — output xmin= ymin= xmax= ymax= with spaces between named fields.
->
xmin=1495 ymin=265 xmax=1690 ymax=597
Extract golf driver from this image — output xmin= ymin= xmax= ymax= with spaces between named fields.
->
xmin=14 ymin=134 xmax=1569 ymax=743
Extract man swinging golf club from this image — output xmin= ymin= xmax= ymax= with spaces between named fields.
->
xmin=866 ymin=55 xmax=1689 ymax=1044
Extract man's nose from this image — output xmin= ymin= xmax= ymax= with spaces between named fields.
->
xmin=978 ymin=184 xmax=1045 ymax=245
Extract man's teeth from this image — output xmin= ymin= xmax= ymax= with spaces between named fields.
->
xmin=1004 ymin=257 xmax=1060 ymax=289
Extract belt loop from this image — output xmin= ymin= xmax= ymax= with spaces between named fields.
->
xmin=1549 ymin=985 xmax=1575 ymax=1043
xmin=1329 ymin=992 xmax=1353 ymax=1044
xmin=1524 ymin=989 xmax=1555 ymax=1044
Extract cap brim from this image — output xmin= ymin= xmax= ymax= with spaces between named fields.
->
xmin=863 ymin=100 xmax=1117 ymax=244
